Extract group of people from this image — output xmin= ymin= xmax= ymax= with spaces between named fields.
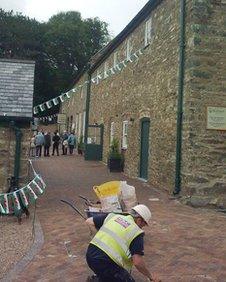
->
xmin=29 ymin=130 xmax=76 ymax=158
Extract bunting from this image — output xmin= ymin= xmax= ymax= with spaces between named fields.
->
xmin=0 ymin=171 xmax=46 ymax=215
xmin=33 ymin=46 xmax=146 ymax=115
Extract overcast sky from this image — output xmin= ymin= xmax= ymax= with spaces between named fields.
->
xmin=0 ymin=0 xmax=148 ymax=37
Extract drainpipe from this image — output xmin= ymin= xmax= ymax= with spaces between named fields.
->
xmin=10 ymin=121 xmax=23 ymax=188
xmin=84 ymin=70 xmax=91 ymax=147
xmin=174 ymin=0 xmax=186 ymax=195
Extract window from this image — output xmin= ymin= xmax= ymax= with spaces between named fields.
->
xmin=82 ymin=111 xmax=86 ymax=139
xmin=125 ymin=39 xmax=132 ymax=61
xmin=145 ymin=18 xmax=152 ymax=46
xmin=96 ymin=70 xmax=101 ymax=84
xmin=78 ymin=113 xmax=82 ymax=136
xmin=113 ymin=52 xmax=118 ymax=68
xmin=75 ymin=114 xmax=79 ymax=134
xmin=104 ymin=62 xmax=109 ymax=78
xmin=122 ymin=121 xmax=128 ymax=149
xmin=70 ymin=115 xmax=73 ymax=132
xmin=110 ymin=122 xmax=114 ymax=144
xmin=80 ymin=86 xmax=83 ymax=99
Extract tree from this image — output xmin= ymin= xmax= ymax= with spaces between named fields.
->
xmin=0 ymin=9 xmax=110 ymax=113
xmin=43 ymin=12 xmax=109 ymax=93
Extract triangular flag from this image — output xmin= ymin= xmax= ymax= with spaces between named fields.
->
xmin=3 ymin=194 xmax=9 ymax=214
xmin=114 ymin=64 xmax=122 ymax=71
xmin=0 ymin=200 xmax=5 ymax=214
xmin=35 ymin=174 xmax=46 ymax=189
xmin=59 ymin=94 xmax=65 ymax=103
xmin=122 ymin=60 xmax=128 ymax=67
xmin=32 ymin=179 xmax=44 ymax=195
xmin=46 ymin=100 xmax=52 ymax=109
xmin=27 ymin=184 xmax=38 ymax=202
xmin=65 ymin=92 xmax=71 ymax=99
xmin=12 ymin=192 xmax=21 ymax=211
xmin=132 ymin=52 xmax=139 ymax=60
xmin=33 ymin=106 xmax=38 ymax=115
xmin=109 ymin=68 xmax=116 ymax=75
xmin=138 ymin=48 xmax=144 ymax=55
xmin=19 ymin=188 xmax=29 ymax=207
xmin=52 ymin=98 xmax=59 ymax=106
xmin=39 ymin=104 xmax=45 ymax=112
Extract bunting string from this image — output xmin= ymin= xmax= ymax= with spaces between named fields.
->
xmin=0 ymin=161 xmax=46 ymax=215
xmin=33 ymin=46 xmax=145 ymax=115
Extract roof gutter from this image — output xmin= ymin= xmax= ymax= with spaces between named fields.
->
xmin=174 ymin=0 xmax=186 ymax=195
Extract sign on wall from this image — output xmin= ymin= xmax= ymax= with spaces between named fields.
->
xmin=207 ymin=107 xmax=226 ymax=130
xmin=57 ymin=113 xmax=66 ymax=124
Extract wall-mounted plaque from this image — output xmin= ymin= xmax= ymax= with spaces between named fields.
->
xmin=207 ymin=107 xmax=226 ymax=130
xmin=57 ymin=113 xmax=66 ymax=124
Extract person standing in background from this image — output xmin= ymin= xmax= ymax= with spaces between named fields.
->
xmin=44 ymin=132 xmax=51 ymax=157
xmin=35 ymin=131 xmax=44 ymax=157
xmin=67 ymin=132 xmax=76 ymax=155
xmin=29 ymin=133 xmax=36 ymax=157
xmin=52 ymin=131 xmax=60 ymax=156
xmin=61 ymin=130 xmax=69 ymax=155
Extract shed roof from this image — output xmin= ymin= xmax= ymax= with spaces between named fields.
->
xmin=0 ymin=59 xmax=35 ymax=119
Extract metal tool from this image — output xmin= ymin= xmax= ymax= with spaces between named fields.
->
xmin=60 ymin=199 xmax=93 ymax=236
xmin=60 ymin=199 xmax=87 ymax=220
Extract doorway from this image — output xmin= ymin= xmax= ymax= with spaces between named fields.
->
xmin=84 ymin=124 xmax=104 ymax=161
xmin=139 ymin=118 xmax=150 ymax=180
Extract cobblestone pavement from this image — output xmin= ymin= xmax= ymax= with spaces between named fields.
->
xmin=11 ymin=155 xmax=226 ymax=282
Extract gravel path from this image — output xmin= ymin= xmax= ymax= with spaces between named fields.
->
xmin=0 ymin=213 xmax=33 ymax=280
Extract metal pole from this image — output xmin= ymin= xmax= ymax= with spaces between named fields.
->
xmin=174 ymin=0 xmax=186 ymax=195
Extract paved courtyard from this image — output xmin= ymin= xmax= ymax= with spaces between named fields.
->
xmin=4 ymin=155 xmax=226 ymax=282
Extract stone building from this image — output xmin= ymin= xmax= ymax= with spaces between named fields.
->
xmin=61 ymin=0 xmax=226 ymax=207
xmin=0 ymin=59 xmax=35 ymax=193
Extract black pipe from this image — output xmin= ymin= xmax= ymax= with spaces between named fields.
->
xmin=84 ymin=71 xmax=91 ymax=149
xmin=174 ymin=0 xmax=186 ymax=195
xmin=9 ymin=121 xmax=23 ymax=187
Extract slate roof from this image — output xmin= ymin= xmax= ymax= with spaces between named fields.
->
xmin=0 ymin=59 xmax=35 ymax=119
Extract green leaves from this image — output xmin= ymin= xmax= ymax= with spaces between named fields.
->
xmin=0 ymin=9 xmax=110 ymax=114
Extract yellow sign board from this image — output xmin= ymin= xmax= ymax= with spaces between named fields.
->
xmin=207 ymin=107 xmax=226 ymax=130
xmin=57 ymin=113 xmax=66 ymax=124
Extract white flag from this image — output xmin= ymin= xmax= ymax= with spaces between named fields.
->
xmin=13 ymin=192 xmax=21 ymax=210
xmin=59 ymin=95 xmax=64 ymax=103
xmin=20 ymin=188 xmax=29 ymax=206
xmin=46 ymin=100 xmax=52 ymax=109
xmin=35 ymin=174 xmax=46 ymax=189
xmin=27 ymin=184 xmax=38 ymax=200
xmin=32 ymin=179 xmax=44 ymax=194
xmin=52 ymin=98 xmax=59 ymax=106
xmin=0 ymin=202 xmax=5 ymax=214
xmin=3 ymin=194 xmax=9 ymax=214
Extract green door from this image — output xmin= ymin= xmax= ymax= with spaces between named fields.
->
xmin=84 ymin=124 xmax=104 ymax=161
xmin=139 ymin=118 xmax=150 ymax=180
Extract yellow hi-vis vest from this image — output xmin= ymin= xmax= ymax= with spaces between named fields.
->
xmin=90 ymin=213 xmax=144 ymax=272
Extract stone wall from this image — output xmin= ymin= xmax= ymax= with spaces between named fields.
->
xmin=61 ymin=0 xmax=226 ymax=206
xmin=61 ymin=75 xmax=87 ymax=137
xmin=181 ymin=0 xmax=226 ymax=207
xmin=0 ymin=125 xmax=31 ymax=193
xmin=89 ymin=0 xmax=180 ymax=191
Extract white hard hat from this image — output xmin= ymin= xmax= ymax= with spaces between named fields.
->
xmin=132 ymin=204 xmax=152 ymax=225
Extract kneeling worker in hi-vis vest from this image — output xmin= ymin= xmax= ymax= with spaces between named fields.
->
xmin=86 ymin=204 xmax=161 ymax=282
